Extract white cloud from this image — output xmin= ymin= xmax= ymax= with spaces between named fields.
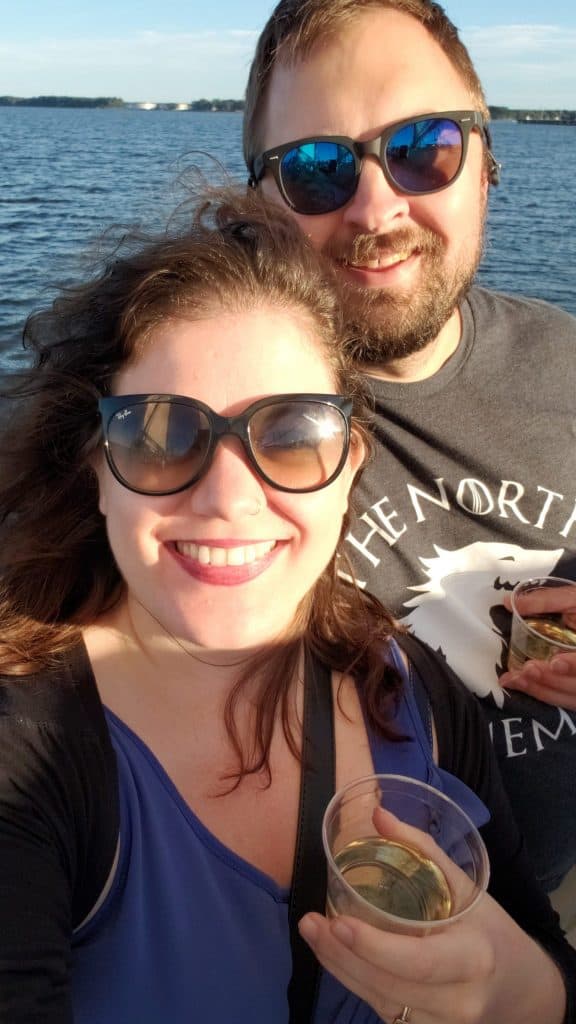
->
xmin=462 ymin=24 xmax=576 ymax=106
xmin=0 ymin=30 xmax=260 ymax=101
xmin=1 ymin=23 xmax=574 ymax=107
xmin=465 ymin=23 xmax=576 ymax=56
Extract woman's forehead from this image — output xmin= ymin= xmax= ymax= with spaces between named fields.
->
xmin=114 ymin=307 xmax=339 ymax=410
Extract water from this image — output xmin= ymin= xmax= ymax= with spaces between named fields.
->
xmin=477 ymin=121 xmax=576 ymax=311
xmin=1 ymin=110 xmax=574 ymax=370
xmin=0 ymin=107 xmax=246 ymax=370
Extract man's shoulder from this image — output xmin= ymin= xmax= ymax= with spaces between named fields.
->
xmin=465 ymin=285 xmax=576 ymax=334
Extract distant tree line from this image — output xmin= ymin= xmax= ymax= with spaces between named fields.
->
xmin=1 ymin=98 xmax=573 ymax=119
xmin=189 ymin=99 xmax=244 ymax=111
xmin=0 ymin=95 xmax=124 ymax=108
xmin=489 ymin=105 xmax=576 ymax=122
xmin=0 ymin=95 xmax=244 ymax=111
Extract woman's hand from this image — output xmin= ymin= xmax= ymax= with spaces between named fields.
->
xmin=500 ymin=587 xmax=576 ymax=709
xmin=299 ymin=808 xmax=566 ymax=1024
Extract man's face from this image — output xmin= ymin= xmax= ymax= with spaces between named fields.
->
xmin=259 ymin=8 xmax=489 ymax=364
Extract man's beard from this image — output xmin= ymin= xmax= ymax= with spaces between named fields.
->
xmin=324 ymin=216 xmax=485 ymax=365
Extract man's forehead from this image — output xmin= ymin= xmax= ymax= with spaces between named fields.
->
xmin=261 ymin=8 xmax=474 ymax=149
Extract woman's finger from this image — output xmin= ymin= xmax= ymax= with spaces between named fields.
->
xmin=300 ymin=909 xmax=485 ymax=986
xmin=299 ymin=911 xmax=491 ymax=1022
xmin=371 ymin=806 xmax=485 ymax=918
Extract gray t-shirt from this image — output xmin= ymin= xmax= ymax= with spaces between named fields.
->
xmin=344 ymin=286 xmax=576 ymax=888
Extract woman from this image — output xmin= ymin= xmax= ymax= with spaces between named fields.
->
xmin=0 ymin=192 xmax=573 ymax=1024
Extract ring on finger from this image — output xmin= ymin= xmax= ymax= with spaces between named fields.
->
xmin=392 ymin=1007 xmax=412 ymax=1024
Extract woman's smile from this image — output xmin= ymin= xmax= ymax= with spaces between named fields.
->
xmin=174 ymin=539 xmax=277 ymax=566
xmin=168 ymin=538 xmax=282 ymax=585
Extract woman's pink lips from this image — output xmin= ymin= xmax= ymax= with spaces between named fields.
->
xmin=166 ymin=540 xmax=284 ymax=586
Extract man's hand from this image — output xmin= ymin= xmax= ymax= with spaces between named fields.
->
xmin=501 ymin=587 xmax=576 ymax=709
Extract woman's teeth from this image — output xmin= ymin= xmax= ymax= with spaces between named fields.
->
xmin=175 ymin=540 xmax=276 ymax=566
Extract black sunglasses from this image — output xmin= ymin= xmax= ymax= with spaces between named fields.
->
xmin=98 ymin=393 xmax=352 ymax=496
xmin=249 ymin=110 xmax=499 ymax=216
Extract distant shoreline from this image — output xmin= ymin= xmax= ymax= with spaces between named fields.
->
xmin=0 ymin=95 xmax=243 ymax=112
xmin=1 ymin=97 xmax=575 ymax=121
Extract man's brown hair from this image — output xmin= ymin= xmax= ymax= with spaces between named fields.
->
xmin=243 ymin=0 xmax=489 ymax=172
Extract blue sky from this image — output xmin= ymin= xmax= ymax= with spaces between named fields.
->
xmin=1 ymin=0 xmax=574 ymax=107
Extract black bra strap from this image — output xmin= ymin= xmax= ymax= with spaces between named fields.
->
xmin=287 ymin=646 xmax=335 ymax=1022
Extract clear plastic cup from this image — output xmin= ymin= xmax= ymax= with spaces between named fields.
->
xmin=322 ymin=773 xmax=490 ymax=935
xmin=508 ymin=576 xmax=576 ymax=671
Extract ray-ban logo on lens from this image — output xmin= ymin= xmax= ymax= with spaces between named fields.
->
xmin=116 ymin=409 xmax=132 ymax=420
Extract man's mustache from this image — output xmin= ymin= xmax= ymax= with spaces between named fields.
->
xmin=324 ymin=228 xmax=443 ymax=264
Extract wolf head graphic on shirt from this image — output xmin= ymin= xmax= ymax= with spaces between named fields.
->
xmin=399 ymin=542 xmax=565 ymax=705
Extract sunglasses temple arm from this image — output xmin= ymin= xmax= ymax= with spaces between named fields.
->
xmin=247 ymin=154 xmax=265 ymax=189
xmin=486 ymin=143 xmax=501 ymax=186
xmin=482 ymin=123 xmax=501 ymax=187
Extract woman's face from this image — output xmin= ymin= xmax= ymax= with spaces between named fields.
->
xmin=95 ymin=306 xmax=363 ymax=651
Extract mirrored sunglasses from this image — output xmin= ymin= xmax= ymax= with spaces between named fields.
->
xmin=250 ymin=110 xmax=497 ymax=215
xmin=98 ymin=393 xmax=352 ymax=495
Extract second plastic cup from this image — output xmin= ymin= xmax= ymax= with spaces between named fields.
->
xmin=508 ymin=576 xmax=576 ymax=671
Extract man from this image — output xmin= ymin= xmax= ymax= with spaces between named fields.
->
xmin=243 ymin=0 xmax=576 ymax=902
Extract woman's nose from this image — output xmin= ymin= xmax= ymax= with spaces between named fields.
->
xmin=185 ymin=438 xmax=267 ymax=521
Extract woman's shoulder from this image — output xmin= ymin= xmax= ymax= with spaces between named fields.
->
xmin=0 ymin=638 xmax=117 ymax=844
xmin=0 ymin=640 xmax=118 ymax=927
xmin=392 ymin=632 xmax=489 ymax=769
xmin=0 ymin=639 xmax=110 ymax=740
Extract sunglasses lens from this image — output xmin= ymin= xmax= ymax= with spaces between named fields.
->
xmin=280 ymin=141 xmax=357 ymax=215
xmin=386 ymin=117 xmax=464 ymax=193
xmin=249 ymin=401 xmax=348 ymax=491
xmin=105 ymin=399 xmax=210 ymax=494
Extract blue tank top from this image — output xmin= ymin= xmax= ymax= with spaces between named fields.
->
xmin=71 ymin=641 xmax=489 ymax=1023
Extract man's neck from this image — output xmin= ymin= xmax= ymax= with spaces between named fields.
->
xmin=361 ymin=307 xmax=462 ymax=383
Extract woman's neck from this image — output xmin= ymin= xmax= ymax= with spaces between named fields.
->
xmin=83 ymin=594 xmax=304 ymax=732
xmin=90 ymin=598 xmax=258 ymax=696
